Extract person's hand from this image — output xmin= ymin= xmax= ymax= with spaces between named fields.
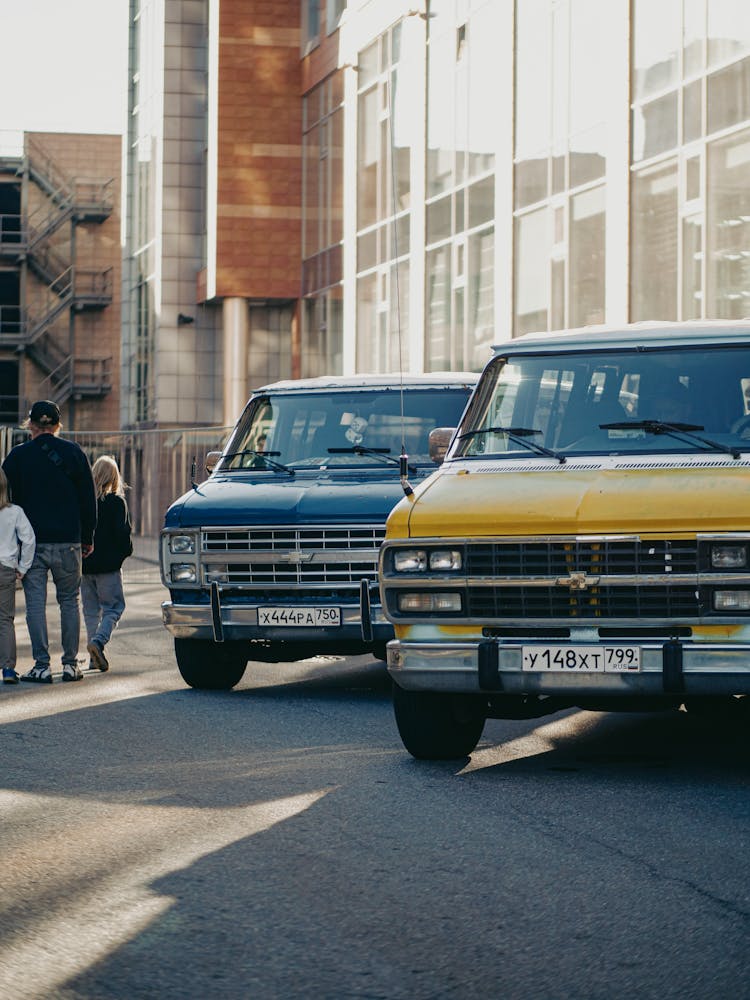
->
xmin=15 ymin=570 xmax=22 ymax=581
xmin=82 ymin=544 xmax=94 ymax=557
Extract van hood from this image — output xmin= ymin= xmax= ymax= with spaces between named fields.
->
xmin=397 ymin=458 xmax=750 ymax=537
xmin=165 ymin=471 xmax=418 ymax=527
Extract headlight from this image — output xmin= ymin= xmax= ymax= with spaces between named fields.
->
xmin=711 ymin=544 xmax=747 ymax=569
xmin=171 ymin=564 xmax=197 ymax=583
xmin=394 ymin=549 xmax=427 ymax=572
xmin=170 ymin=534 xmax=196 ymax=554
xmin=429 ymin=549 xmax=462 ymax=571
xmin=714 ymin=590 xmax=750 ymax=611
xmin=397 ymin=592 xmax=462 ymax=613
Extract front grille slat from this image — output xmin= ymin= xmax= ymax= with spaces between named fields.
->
xmin=463 ymin=539 xmax=703 ymax=619
xmin=202 ymin=524 xmax=386 ymax=586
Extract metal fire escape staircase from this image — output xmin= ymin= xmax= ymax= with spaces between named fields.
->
xmin=0 ymin=136 xmax=114 ymax=408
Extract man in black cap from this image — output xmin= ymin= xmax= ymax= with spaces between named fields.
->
xmin=2 ymin=401 xmax=97 ymax=683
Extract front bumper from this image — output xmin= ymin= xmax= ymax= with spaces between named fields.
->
xmin=162 ymin=597 xmax=393 ymax=645
xmin=387 ymin=639 xmax=750 ymax=696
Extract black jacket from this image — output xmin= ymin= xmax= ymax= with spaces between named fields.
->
xmin=83 ymin=493 xmax=133 ymax=575
xmin=2 ymin=433 xmax=97 ymax=545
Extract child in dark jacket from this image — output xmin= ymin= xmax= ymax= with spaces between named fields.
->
xmin=82 ymin=456 xmax=133 ymax=672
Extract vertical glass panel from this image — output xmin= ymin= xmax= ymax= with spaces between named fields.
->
xmin=426 ymin=28 xmax=455 ymax=197
xmin=683 ymin=0 xmax=705 ymax=77
xmin=357 ymin=229 xmax=377 ymax=272
xmin=425 ymin=245 xmax=451 ymax=369
xmin=514 ymin=158 xmax=548 ymax=209
xmin=632 ymin=0 xmax=680 ymax=99
xmin=706 ymin=57 xmax=750 ymax=135
xmin=357 ymin=87 xmax=378 ymax=229
xmin=467 ymin=227 xmax=494 ymax=370
xmin=631 ymin=161 xmax=678 ymax=321
xmin=426 ymin=196 xmax=452 ymax=245
xmin=686 ymin=154 xmax=701 ymax=201
xmin=454 ymin=286 xmax=465 ymax=369
xmin=468 ymin=175 xmax=495 ymax=229
xmin=467 ymin=3 xmax=497 ymax=179
xmin=330 ymin=106 xmax=344 ymax=245
xmin=569 ymin=0 xmax=609 ymax=137
xmin=359 ymin=41 xmax=379 ymax=88
xmin=708 ymin=0 xmax=750 ymax=68
xmin=682 ymin=216 xmax=703 ymax=319
xmin=455 ymin=45 xmax=468 ymax=187
xmin=632 ymin=91 xmax=678 ymax=162
xmin=389 ymin=261 xmax=410 ymax=372
xmin=303 ymin=127 xmax=320 ymax=258
xmin=683 ymin=78 xmax=702 ymax=143
xmin=570 ymin=125 xmax=607 ymax=187
xmin=514 ymin=207 xmax=550 ymax=335
xmin=569 ymin=185 xmax=605 ymax=328
xmin=390 ymin=65 xmax=411 ymax=212
xmin=706 ymin=131 xmax=750 ymax=318
xmin=515 ymin=0 xmax=551 ymax=158
xmin=355 ymin=273 xmax=378 ymax=372
xmin=551 ymin=258 xmax=565 ymax=330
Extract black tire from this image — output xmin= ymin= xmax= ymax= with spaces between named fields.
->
xmin=393 ymin=684 xmax=485 ymax=760
xmin=174 ymin=639 xmax=247 ymax=690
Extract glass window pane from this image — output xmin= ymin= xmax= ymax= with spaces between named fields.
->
xmin=426 ymin=196 xmax=452 ymax=245
xmin=631 ymin=161 xmax=678 ymax=321
xmin=683 ymin=78 xmax=702 ymax=143
xmin=569 ymin=125 xmax=606 ymax=187
xmin=426 ymin=29 xmax=455 ymax=197
xmin=357 ymin=87 xmax=378 ymax=228
xmin=632 ymin=0 xmax=680 ymax=99
xmin=633 ymin=91 xmax=678 ymax=162
xmin=682 ymin=216 xmax=703 ymax=320
xmin=514 ymin=208 xmax=549 ymax=335
xmin=569 ymin=185 xmax=605 ymax=328
xmin=683 ymin=0 xmax=705 ymax=77
xmin=468 ymin=175 xmax=494 ymax=229
xmin=426 ymin=246 xmax=452 ymax=369
xmin=707 ymin=56 xmax=750 ymax=135
xmin=708 ymin=0 xmax=750 ymax=68
xmin=467 ymin=227 xmax=494 ymax=370
xmin=467 ymin=4 xmax=497 ymax=179
xmin=515 ymin=0 xmax=551 ymax=158
xmin=707 ymin=130 xmax=750 ymax=318
xmin=514 ymin=156 xmax=548 ymax=209
xmin=569 ymin=0 xmax=609 ymax=136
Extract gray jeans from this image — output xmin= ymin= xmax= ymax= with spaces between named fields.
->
xmin=81 ymin=571 xmax=125 ymax=647
xmin=23 ymin=543 xmax=82 ymax=668
xmin=0 ymin=563 xmax=18 ymax=670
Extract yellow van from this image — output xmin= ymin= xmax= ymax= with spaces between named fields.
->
xmin=380 ymin=322 xmax=750 ymax=758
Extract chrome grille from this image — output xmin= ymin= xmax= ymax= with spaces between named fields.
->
xmin=202 ymin=524 xmax=386 ymax=587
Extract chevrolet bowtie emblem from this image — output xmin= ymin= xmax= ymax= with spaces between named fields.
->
xmin=285 ymin=550 xmax=314 ymax=564
xmin=556 ymin=571 xmax=600 ymax=591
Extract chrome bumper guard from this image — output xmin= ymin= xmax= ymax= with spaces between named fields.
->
xmin=386 ymin=639 xmax=750 ymax=696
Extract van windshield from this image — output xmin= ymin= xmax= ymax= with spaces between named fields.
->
xmin=454 ymin=344 xmax=750 ymax=460
xmin=216 ymin=387 xmax=472 ymax=471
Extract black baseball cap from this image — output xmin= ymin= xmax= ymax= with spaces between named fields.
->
xmin=28 ymin=400 xmax=61 ymax=426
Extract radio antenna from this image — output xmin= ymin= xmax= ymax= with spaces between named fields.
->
xmin=387 ymin=54 xmax=413 ymax=498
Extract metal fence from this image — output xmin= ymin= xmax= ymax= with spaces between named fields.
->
xmin=0 ymin=425 xmax=234 ymax=563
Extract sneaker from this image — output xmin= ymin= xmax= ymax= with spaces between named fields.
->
xmin=62 ymin=663 xmax=84 ymax=682
xmin=2 ymin=668 xmax=19 ymax=685
xmin=87 ymin=640 xmax=109 ymax=673
xmin=21 ymin=664 xmax=52 ymax=684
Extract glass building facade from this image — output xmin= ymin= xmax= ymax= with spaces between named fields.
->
xmin=300 ymin=0 xmax=750 ymax=382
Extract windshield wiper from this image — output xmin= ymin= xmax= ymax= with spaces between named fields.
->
xmin=600 ymin=420 xmax=741 ymax=460
xmin=328 ymin=445 xmax=417 ymax=472
xmin=457 ymin=426 xmax=566 ymax=464
xmin=218 ymin=449 xmax=295 ymax=475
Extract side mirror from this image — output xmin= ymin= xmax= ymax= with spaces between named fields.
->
xmin=205 ymin=450 xmax=222 ymax=474
xmin=428 ymin=427 xmax=455 ymax=465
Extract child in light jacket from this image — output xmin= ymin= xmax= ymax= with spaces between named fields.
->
xmin=82 ymin=456 xmax=133 ymax=672
xmin=0 ymin=467 xmax=36 ymax=684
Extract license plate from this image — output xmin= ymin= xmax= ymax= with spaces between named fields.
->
xmin=257 ymin=606 xmax=341 ymax=627
xmin=522 ymin=645 xmax=641 ymax=672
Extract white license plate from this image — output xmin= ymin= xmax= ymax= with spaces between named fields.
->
xmin=522 ymin=645 xmax=641 ymax=672
xmin=257 ymin=606 xmax=341 ymax=627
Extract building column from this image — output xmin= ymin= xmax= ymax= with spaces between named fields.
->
xmin=222 ymin=297 xmax=249 ymax=426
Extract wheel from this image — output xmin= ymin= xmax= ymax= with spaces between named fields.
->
xmin=174 ymin=639 xmax=247 ymax=690
xmin=392 ymin=684 xmax=485 ymax=760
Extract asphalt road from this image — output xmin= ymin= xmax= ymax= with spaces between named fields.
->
xmin=1 ymin=565 xmax=749 ymax=999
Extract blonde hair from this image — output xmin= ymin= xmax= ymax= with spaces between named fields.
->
xmin=92 ymin=455 xmax=127 ymax=499
xmin=0 ymin=467 xmax=10 ymax=510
